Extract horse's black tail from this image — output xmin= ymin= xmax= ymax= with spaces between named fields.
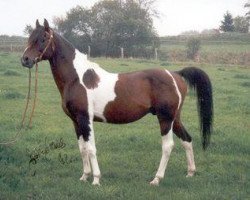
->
xmin=177 ymin=67 xmax=213 ymax=150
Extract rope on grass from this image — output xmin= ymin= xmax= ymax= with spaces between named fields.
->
xmin=0 ymin=64 xmax=38 ymax=146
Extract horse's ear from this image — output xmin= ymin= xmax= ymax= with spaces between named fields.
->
xmin=36 ymin=19 xmax=40 ymax=28
xmin=44 ymin=19 xmax=50 ymax=32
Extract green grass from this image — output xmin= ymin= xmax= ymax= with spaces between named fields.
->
xmin=0 ymin=52 xmax=249 ymax=199
xmin=160 ymin=34 xmax=250 ymax=65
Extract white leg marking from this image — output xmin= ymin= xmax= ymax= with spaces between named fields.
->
xmin=150 ymin=127 xmax=174 ymax=186
xmin=165 ymin=70 xmax=182 ymax=109
xmin=88 ymin=120 xmax=101 ymax=185
xmin=78 ymin=136 xmax=91 ymax=182
xmin=78 ymin=130 xmax=101 ymax=186
xmin=83 ymin=93 xmax=101 ymax=185
xmin=181 ymin=141 xmax=196 ymax=177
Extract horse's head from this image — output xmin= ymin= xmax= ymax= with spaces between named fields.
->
xmin=21 ymin=19 xmax=54 ymax=68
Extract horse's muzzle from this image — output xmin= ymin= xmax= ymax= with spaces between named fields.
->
xmin=21 ymin=56 xmax=34 ymax=68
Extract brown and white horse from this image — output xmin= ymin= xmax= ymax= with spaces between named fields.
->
xmin=21 ymin=20 xmax=213 ymax=186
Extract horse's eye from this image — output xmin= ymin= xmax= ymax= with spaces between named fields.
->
xmin=41 ymin=39 xmax=45 ymax=43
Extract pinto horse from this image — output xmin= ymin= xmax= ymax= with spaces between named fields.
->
xmin=21 ymin=19 xmax=213 ymax=186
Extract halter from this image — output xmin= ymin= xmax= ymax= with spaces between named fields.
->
xmin=35 ymin=29 xmax=55 ymax=62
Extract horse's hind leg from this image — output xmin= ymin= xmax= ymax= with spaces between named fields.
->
xmin=173 ymin=119 xmax=196 ymax=177
xmin=150 ymin=113 xmax=175 ymax=186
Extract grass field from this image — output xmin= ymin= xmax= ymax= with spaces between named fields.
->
xmin=0 ymin=52 xmax=249 ymax=199
xmin=161 ymin=33 xmax=250 ymax=53
xmin=160 ymin=34 xmax=250 ymax=65
xmin=160 ymin=42 xmax=250 ymax=54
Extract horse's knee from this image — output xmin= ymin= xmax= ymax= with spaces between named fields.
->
xmin=162 ymin=141 xmax=174 ymax=154
xmin=79 ymin=139 xmax=96 ymax=156
xmin=87 ymin=143 xmax=97 ymax=158
xmin=78 ymin=136 xmax=88 ymax=156
xmin=181 ymin=140 xmax=193 ymax=151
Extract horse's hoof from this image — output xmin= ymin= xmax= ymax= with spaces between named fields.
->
xmin=92 ymin=180 xmax=100 ymax=186
xmin=92 ymin=176 xmax=100 ymax=186
xmin=150 ymin=177 xmax=160 ymax=186
xmin=186 ymin=171 xmax=195 ymax=177
xmin=80 ymin=174 xmax=89 ymax=182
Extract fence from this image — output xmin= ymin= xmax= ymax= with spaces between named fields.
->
xmin=1 ymin=38 xmax=250 ymax=65
xmin=0 ymin=41 xmax=26 ymax=52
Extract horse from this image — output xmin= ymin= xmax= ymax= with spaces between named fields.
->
xmin=21 ymin=19 xmax=213 ymax=186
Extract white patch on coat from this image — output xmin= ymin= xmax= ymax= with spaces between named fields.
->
xmin=73 ymin=49 xmax=107 ymax=184
xmin=181 ymin=141 xmax=196 ymax=177
xmin=165 ymin=70 xmax=182 ymax=109
xmin=73 ymin=49 xmax=118 ymax=122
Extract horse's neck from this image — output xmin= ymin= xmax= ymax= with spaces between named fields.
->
xmin=49 ymin=34 xmax=109 ymax=96
xmin=48 ymin=34 xmax=77 ymax=95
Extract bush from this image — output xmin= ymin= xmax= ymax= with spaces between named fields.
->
xmin=2 ymin=90 xmax=25 ymax=99
xmin=186 ymin=38 xmax=201 ymax=60
xmin=3 ymin=70 xmax=21 ymax=76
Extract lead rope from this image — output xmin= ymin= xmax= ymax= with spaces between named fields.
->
xmin=28 ymin=62 xmax=38 ymax=128
xmin=0 ymin=30 xmax=54 ymax=146
xmin=0 ymin=67 xmax=35 ymax=146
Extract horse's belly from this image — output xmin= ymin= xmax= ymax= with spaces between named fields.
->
xmin=101 ymin=101 xmax=149 ymax=124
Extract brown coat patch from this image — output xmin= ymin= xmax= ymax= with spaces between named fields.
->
xmin=83 ymin=69 xmax=100 ymax=89
xmin=103 ymin=72 xmax=152 ymax=123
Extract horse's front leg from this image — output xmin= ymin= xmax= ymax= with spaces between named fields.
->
xmin=73 ymin=113 xmax=101 ymax=185
xmin=76 ymin=126 xmax=91 ymax=182
xmin=87 ymin=119 xmax=101 ymax=185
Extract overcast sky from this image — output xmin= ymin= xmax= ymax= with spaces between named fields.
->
xmin=0 ymin=0 xmax=248 ymax=36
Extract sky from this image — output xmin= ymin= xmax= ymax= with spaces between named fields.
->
xmin=0 ymin=0 xmax=248 ymax=36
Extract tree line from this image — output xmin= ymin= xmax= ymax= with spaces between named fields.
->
xmin=22 ymin=0 xmax=249 ymax=59
xmin=220 ymin=2 xmax=250 ymax=33
xmin=52 ymin=0 xmax=159 ymax=57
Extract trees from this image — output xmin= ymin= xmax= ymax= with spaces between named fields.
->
xmin=53 ymin=0 xmax=159 ymax=57
xmin=245 ymin=2 xmax=250 ymax=20
xmin=234 ymin=16 xmax=249 ymax=33
xmin=244 ymin=2 xmax=250 ymax=32
xmin=54 ymin=6 xmax=92 ymax=53
xmin=220 ymin=11 xmax=235 ymax=32
xmin=220 ymin=10 xmax=249 ymax=33
xmin=180 ymin=30 xmax=199 ymax=36
xmin=23 ymin=25 xmax=33 ymax=36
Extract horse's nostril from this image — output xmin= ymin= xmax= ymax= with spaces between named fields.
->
xmin=24 ymin=56 xmax=29 ymax=61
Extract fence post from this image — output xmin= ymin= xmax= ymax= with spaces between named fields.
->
xmin=10 ymin=44 xmax=13 ymax=52
xmin=154 ymin=48 xmax=158 ymax=60
xmin=120 ymin=47 xmax=124 ymax=59
xmin=88 ymin=45 xmax=91 ymax=58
